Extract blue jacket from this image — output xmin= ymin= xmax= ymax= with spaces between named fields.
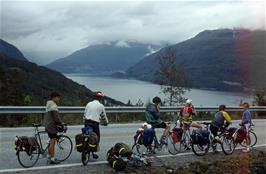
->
xmin=242 ymin=109 xmax=251 ymax=125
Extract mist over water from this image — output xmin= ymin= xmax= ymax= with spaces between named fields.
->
xmin=65 ymin=74 xmax=252 ymax=106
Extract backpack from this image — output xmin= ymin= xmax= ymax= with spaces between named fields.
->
xmin=113 ymin=143 xmax=133 ymax=159
xmin=14 ymin=136 xmax=38 ymax=154
xmin=84 ymin=132 xmax=98 ymax=152
xmin=235 ymin=128 xmax=246 ymax=143
xmin=171 ymin=128 xmax=183 ymax=143
xmin=75 ymin=133 xmax=84 ymax=152
xmin=143 ymin=128 xmax=155 ymax=146
xmin=191 ymin=129 xmax=210 ymax=146
xmin=106 ymin=147 xmax=127 ymax=171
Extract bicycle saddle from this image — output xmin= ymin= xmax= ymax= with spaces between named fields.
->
xmin=32 ymin=123 xmax=42 ymax=127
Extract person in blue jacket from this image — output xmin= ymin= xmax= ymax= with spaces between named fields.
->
xmin=241 ymin=102 xmax=252 ymax=153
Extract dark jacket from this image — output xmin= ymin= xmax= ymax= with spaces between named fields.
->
xmin=44 ymin=100 xmax=62 ymax=134
xmin=145 ymin=103 xmax=163 ymax=125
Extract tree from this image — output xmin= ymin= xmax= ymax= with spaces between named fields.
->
xmin=253 ymin=88 xmax=266 ymax=116
xmin=156 ymin=47 xmax=191 ymax=106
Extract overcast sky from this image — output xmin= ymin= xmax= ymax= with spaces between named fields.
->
xmin=0 ymin=0 xmax=265 ymax=64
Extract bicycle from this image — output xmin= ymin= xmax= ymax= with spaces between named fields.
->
xmin=15 ymin=123 xmax=73 ymax=168
xmin=178 ymin=123 xmax=193 ymax=153
xmin=238 ymin=123 xmax=257 ymax=148
xmin=132 ymin=123 xmax=178 ymax=156
xmin=81 ymin=129 xmax=98 ymax=166
xmin=191 ymin=122 xmax=235 ymax=156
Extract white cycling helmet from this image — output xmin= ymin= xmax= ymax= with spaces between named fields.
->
xmin=186 ymin=99 xmax=192 ymax=104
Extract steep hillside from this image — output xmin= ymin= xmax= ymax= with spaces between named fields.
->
xmin=127 ymin=29 xmax=266 ymax=91
xmin=0 ymin=39 xmax=27 ymax=61
xmin=47 ymin=41 xmax=161 ymax=75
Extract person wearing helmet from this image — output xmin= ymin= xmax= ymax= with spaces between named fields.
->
xmin=145 ymin=96 xmax=170 ymax=144
xmin=179 ymin=99 xmax=201 ymax=150
xmin=84 ymin=91 xmax=109 ymax=159
xmin=179 ymin=99 xmax=201 ymax=129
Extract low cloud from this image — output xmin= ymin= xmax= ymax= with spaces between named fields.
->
xmin=1 ymin=0 xmax=265 ymax=64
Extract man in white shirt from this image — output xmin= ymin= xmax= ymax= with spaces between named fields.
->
xmin=84 ymin=91 xmax=108 ymax=159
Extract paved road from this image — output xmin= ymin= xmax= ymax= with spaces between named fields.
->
xmin=0 ymin=119 xmax=265 ymax=171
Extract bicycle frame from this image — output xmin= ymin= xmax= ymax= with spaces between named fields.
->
xmin=33 ymin=126 xmax=49 ymax=154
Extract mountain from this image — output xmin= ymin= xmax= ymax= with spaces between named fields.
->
xmin=127 ymin=29 xmax=266 ymax=91
xmin=0 ymin=40 xmax=123 ymax=106
xmin=0 ymin=39 xmax=28 ymax=61
xmin=46 ymin=41 xmax=161 ymax=75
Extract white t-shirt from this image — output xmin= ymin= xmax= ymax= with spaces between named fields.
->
xmin=84 ymin=100 xmax=108 ymax=123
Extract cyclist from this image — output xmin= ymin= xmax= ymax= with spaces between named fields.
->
xmin=145 ymin=96 xmax=170 ymax=144
xmin=179 ymin=99 xmax=202 ymax=129
xmin=240 ymin=102 xmax=252 ymax=153
xmin=210 ymin=104 xmax=232 ymax=152
xmin=179 ymin=99 xmax=201 ymax=150
xmin=84 ymin=91 xmax=109 ymax=159
xmin=44 ymin=91 xmax=63 ymax=164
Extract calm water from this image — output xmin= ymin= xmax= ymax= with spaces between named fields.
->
xmin=65 ymin=74 xmax=252 ymax=106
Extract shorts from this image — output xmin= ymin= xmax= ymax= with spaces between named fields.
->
xmin=48 ymin=132 xmax=58 ymax=139
xmin=85 ymin=119 xmax=100 ymax=143
xmin=151 ymin=122 xmax=167 ymax=129
xmin=210 ymin=124 xmax=219 ymax=137
xmin=243 ymin=124 xmax=250 ymax=136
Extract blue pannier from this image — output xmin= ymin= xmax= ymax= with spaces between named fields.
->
xmin=191 ymin=129 xmax=210 ymax=146
xmin=143 ymin=128 xmax=155 ymax=146
xmin=82 ymin=126 xmax=93 ymax=135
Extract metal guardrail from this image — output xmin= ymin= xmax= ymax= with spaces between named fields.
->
xmin=0 ymin=106 xmax=266 ymax=114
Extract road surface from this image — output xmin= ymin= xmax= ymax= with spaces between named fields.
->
xmin=0 ymin=119 xmax=265 ymax=172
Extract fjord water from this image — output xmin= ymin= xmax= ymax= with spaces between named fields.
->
xmin=65 ymin=74 xmax=251 ymax=106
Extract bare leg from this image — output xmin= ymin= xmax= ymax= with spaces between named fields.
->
xmin=163 ymin=124 xmax=171 ymax=136
xmin=48 ymin=138 xmax=56 ymax=158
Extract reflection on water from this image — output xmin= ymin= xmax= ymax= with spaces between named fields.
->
xmin=65 ymin=74 xmax=252 ymax=106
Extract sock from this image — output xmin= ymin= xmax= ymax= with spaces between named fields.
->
xmin=51 ymin=157 xmax=55 ymax=161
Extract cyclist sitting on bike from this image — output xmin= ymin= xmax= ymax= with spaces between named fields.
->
xmin=84 ymin=91 xmax=109 ymax=159
xmin=44 ymin=91 xmax=63 ymax=164
xmin=241 ymin=102 xmax=252 ymax=153
xmin=145 ymin=96 xmax=170 ymax=144
xmin=179 ymin=99 xmax=202 ymax=130
xmin=210 ymin=104 xmax=232 ymax=152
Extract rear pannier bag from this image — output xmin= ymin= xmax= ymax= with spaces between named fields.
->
xmin=191 ymin=129 xmax=210 ymax=146
xmin=143 ymin=128 xmax=155 ymax=146
xmin=235 ymin=128 xmax=246 ymax=143
xmin=106 ymin=147 xmax=127 ymax=171
xmin=227 ymin=127 xmax=237 ymax=137
xmin=85 ymin=132 xmax=98 ymax=152
xmin=75 ymin=133 xmax=84 ymax=152
xmin=113 ymin=142 xmax=132 ymax=159
xmin=14 ymin=136 xmax=38 ymax=153
xmin=171 ymin=128 xmax=183 ymax=143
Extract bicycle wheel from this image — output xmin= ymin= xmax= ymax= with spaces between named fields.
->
xmin=17 ymin=147 xmax=40 ymax=168
xmin=240 ymin=131 xmax=257 ymax=147
xmin=191 ymin=142 xmax=210 ymax=156
xmin=179 ymin=132 xmax=191 ymax=153
xmin=81 ymin=151 xmax=90 ymax=165
xmin=55 ymin=135 xmax=73 ymax=162
xmin=132 ymin=143 xmax=147 ymax=155
xmin=167 ymin=133 xmax=179 ymax=155
xmin=221 ymin=135 xmax=235 ymax=155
